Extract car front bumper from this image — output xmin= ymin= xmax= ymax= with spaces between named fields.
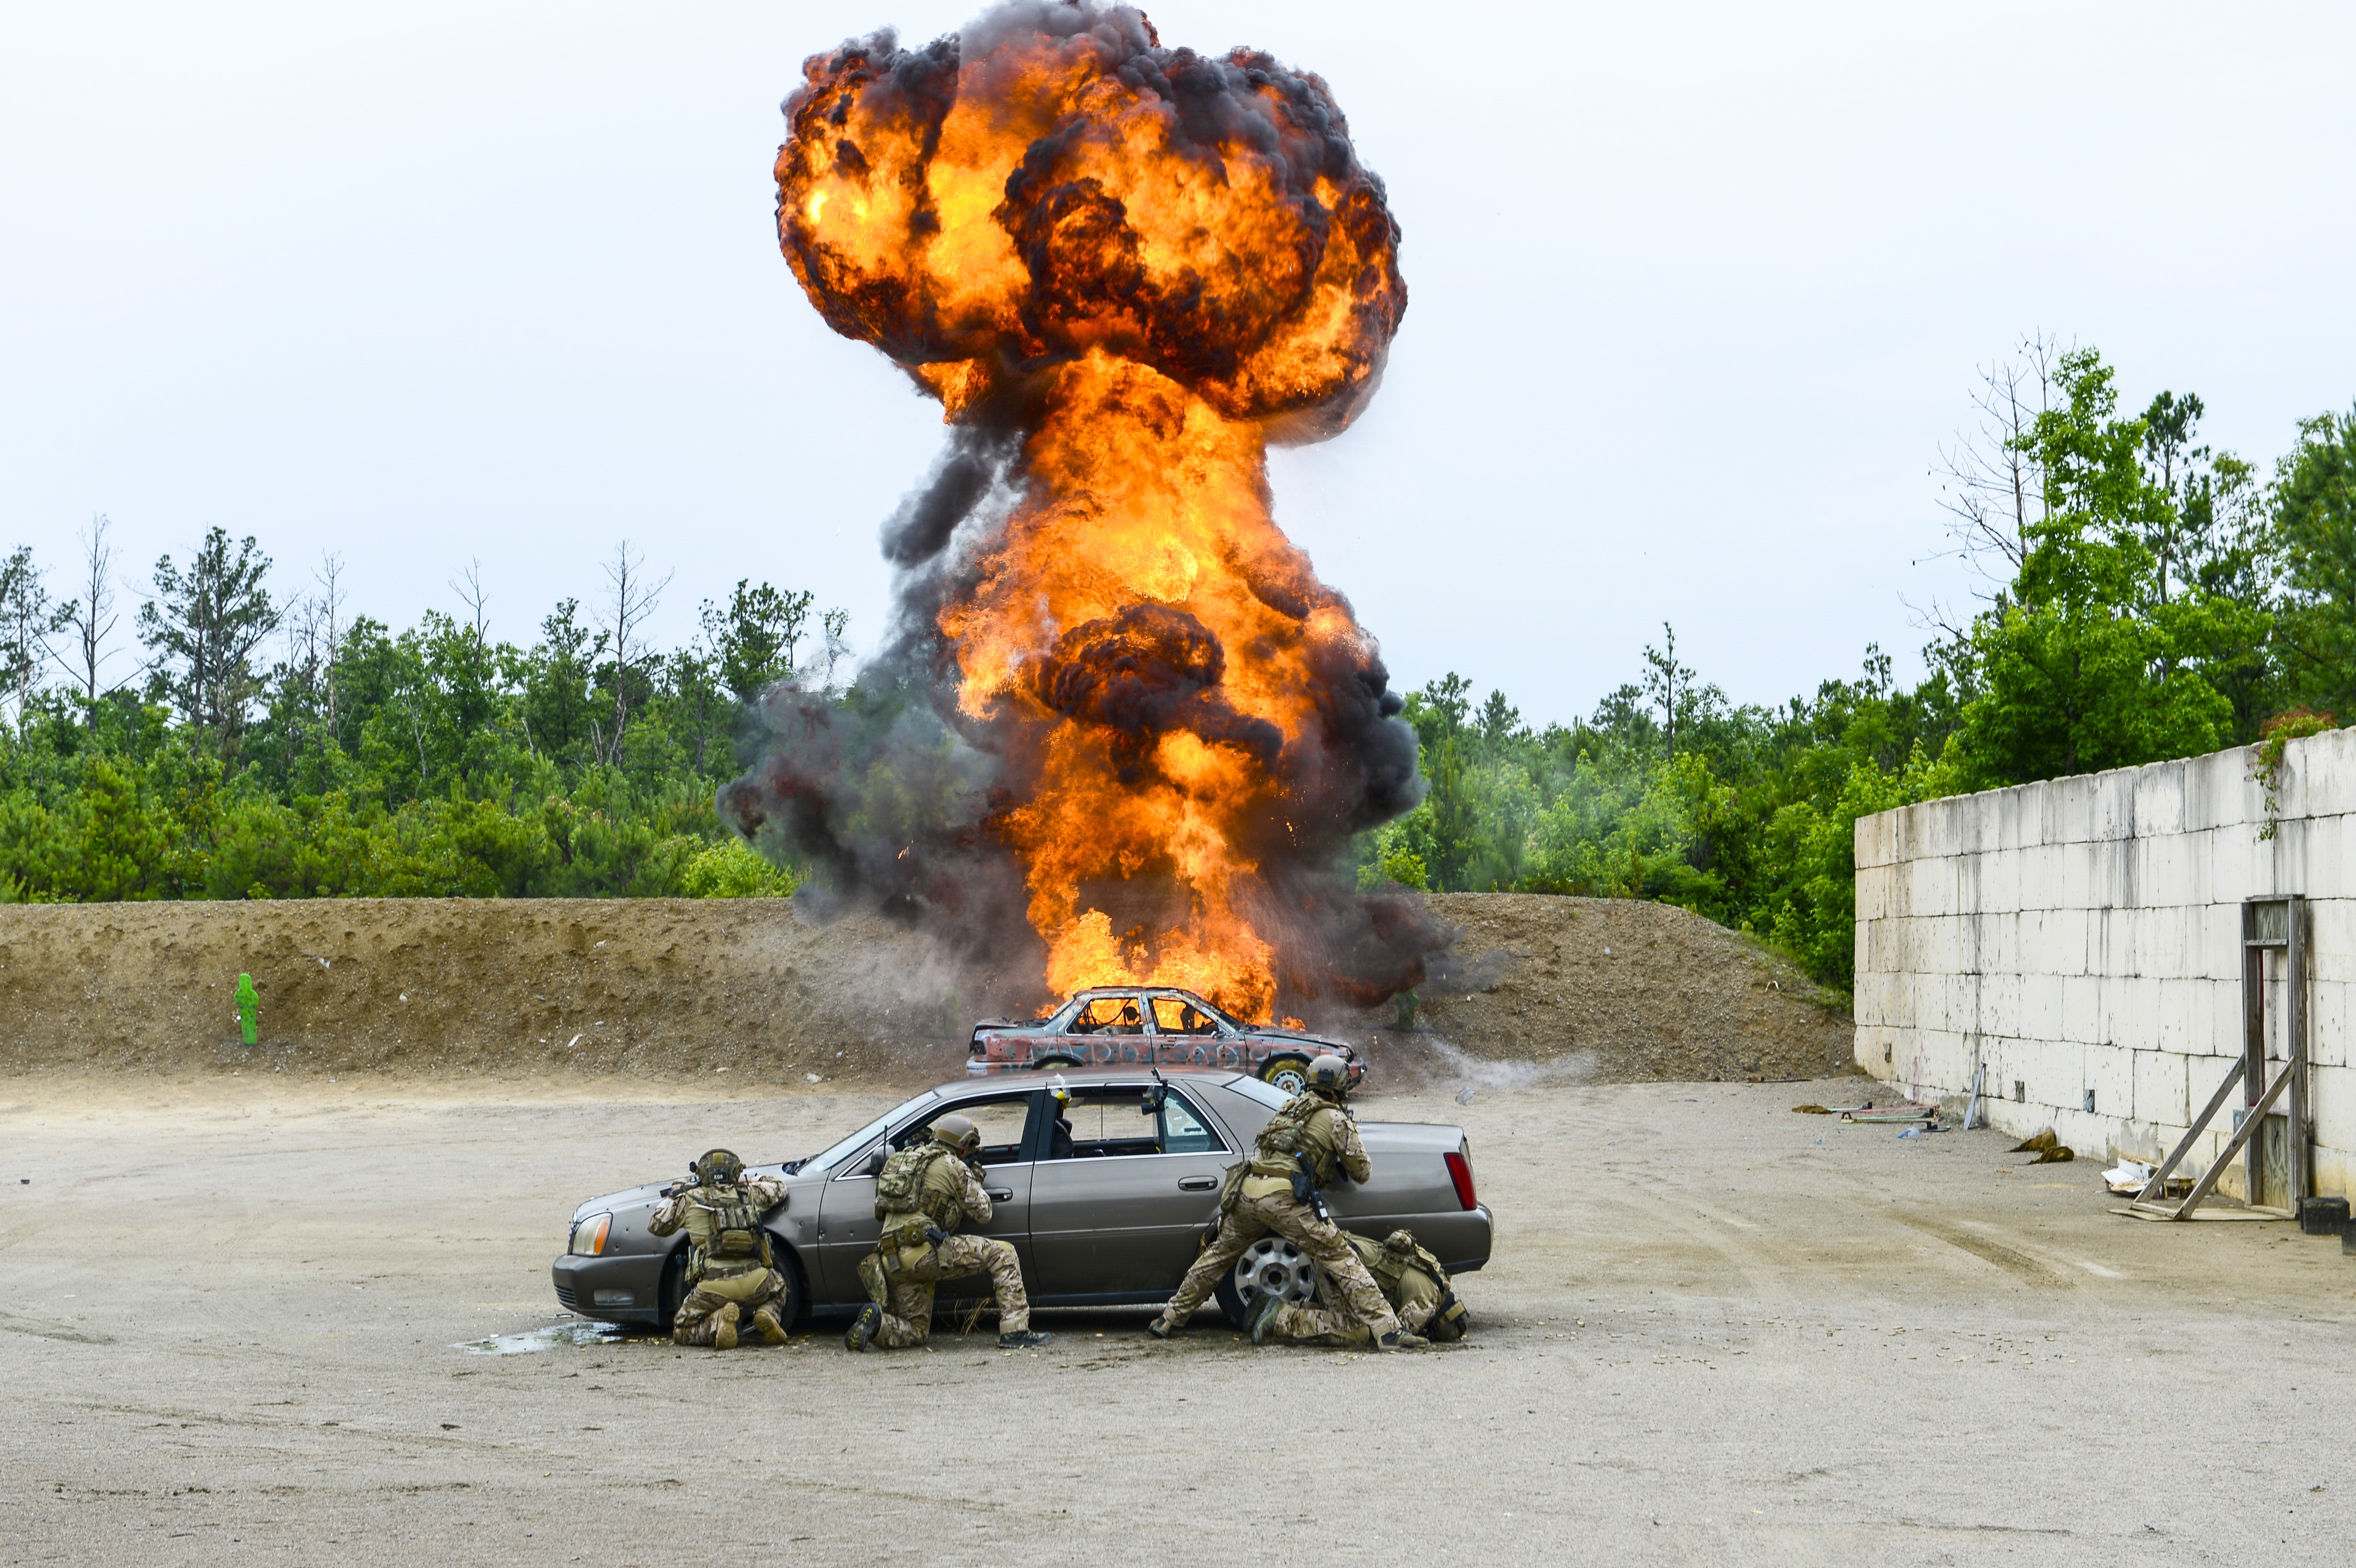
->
xmin=551 ymin=1252 xmax=668 ymax=1327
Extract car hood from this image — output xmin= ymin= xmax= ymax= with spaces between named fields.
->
xmin=569 ymin=1162 xmax=801 ymax=1225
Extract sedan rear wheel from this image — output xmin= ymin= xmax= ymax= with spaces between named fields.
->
xmin=1213 ymin=1236 xmax=1320 ymax=1328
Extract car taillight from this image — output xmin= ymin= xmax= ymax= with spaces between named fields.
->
xmin=1443 ymin=1151 xmax=1477 ymax=1211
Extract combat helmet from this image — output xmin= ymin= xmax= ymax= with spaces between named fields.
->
xmin=932 ymin=1113 xmax=981 ymax=1155
xmin=1307 ymin=1054 xmax=1353 ymax=1099
xmin=696 ymin=1148 xmax=745 ymax=1187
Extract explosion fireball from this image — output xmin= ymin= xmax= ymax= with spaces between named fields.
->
xmin=723 ymin=0 xmax=1436 ymax=1022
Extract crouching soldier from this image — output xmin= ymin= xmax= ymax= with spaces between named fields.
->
xmin=1147 ymin=1055 xmax=1421 ymax=1351
xmin=646 ymin=1149 xmax=790 ymax=1349
xmin=845 ymin=1114 xmax=1053 ymax=1352
xmin=1256 ymin=1228 xmax=1472 ymax=1346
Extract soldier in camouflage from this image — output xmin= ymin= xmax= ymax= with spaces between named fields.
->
xmin=1147 ymin=1055 xmax=1422 ymax=1351
xmin=845 ymin=1114 xmax=1053 ymax=1352
xmin=645 ymin=1149 xmax=791 ymax=1349
xmin=1256 ymin=1227 xmax=1471 ymax=1346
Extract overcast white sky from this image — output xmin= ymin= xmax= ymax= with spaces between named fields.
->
xmin=6 ymin=2 xmax=2353 ymax=728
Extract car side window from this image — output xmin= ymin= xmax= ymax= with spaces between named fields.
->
xmin=1151 ymin=997 xmax=1219 ymax=1035
xmin=865 ymin=1094 xmax=1039 ymax=1171
xmin=1158 ymin=1090 xmax=1226 ymax=1154
xmin=1041 ymin=1087 xmax=1227 ymax=1158
xmin=1069 ymin=995 xmax=1145 ymax=1035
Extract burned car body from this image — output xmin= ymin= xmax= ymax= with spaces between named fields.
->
xmin=552 ymin=1068 xmax=1487 ymax=1330
xmin=966 ymin=986 xmax=1363 ymax=1095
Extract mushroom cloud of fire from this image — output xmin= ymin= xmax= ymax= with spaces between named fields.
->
xmin=721 ymin=0 xmax=1444 ymax=1022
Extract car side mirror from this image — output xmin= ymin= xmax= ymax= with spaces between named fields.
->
xmin=862 ymin=1149 xmax=887 ymax=1178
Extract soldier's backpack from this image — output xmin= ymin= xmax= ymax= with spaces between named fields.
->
xmin=873 ymin=1141 xmax=955 ymax=1224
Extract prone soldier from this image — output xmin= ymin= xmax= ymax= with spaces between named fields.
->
xmin=1146 ymin=1054 xmax=1422 ymax=1350
xmin=645 ymin=1149 xmax=791 ymax=1349
xmin=845 ymin=1114 xmax=1053 ymax=1352
xmin=1255 ymin=1227 xmax=1472 ymax=1346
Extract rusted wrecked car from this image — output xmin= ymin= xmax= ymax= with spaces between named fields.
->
xmin=554 ymin=1067 xmax=1488 ymax=1331
xmin=966 ymin=985 xmax=1363 ymax=1095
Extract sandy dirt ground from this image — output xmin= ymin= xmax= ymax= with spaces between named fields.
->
xmin=0 ymin=893 xmax=1852 ymax=1085
xmin=5 ymin=1073 xmax=2352 ymax=1567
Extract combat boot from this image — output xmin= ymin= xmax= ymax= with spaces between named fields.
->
xmin=1247 ymin=1291 xmax=1287 ymax=1346
xmin=1145 ymin=1310 xmax=1182 ymax=1339
xmin=711 ymin=1302 xmax=741 ymax=1350
xmin=752 ymin=1303 xmax=788 ymax=1346
xmin=844 ymin=1302 xmax=883 ymax=1352
xmin=998 ymin=1328 xmax=1053 ymax=1349
xmin=1374 ymin=1327 xmax=1428 ymax=1352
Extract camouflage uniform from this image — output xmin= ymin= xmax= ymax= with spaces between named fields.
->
xmin=647 ymin=1174 xmax=790 ymax=1347
xmin=1267 ymin=1228 xmax=1467 ymax=1344
xmin=1156 ymin=1092 xmax=1400 ymax=1340
xmin=858 ymin=1148 xmax=1031 ymax=1348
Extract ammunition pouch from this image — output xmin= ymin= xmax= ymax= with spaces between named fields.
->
xmin=1215 ymin=1161 xmax=1248 ymax=1216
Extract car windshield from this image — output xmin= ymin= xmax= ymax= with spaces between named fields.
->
xmin=805 ymin=1091 xmax=938 ymax=1172
xmin=1222 ymin=1075 xmax=1294 ymax=1110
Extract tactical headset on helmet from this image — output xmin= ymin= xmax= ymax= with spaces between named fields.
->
xmin=1308 ymin=1055 xmax=1353 ymax=1096
xmin=696 ymin=1148 xmax=745 ymax=1186
xmin=932 ymin=1113 xmax=981 ymax=1154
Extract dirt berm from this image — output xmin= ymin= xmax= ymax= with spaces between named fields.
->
xmin=0 ymin=892 xmax=1851 ymax=1085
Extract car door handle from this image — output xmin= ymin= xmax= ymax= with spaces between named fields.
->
xmin=985 ymin=1187 xmax=1013 ymax=1201
xmin=1177 ymin=1176 xmax=1219 ymax=1191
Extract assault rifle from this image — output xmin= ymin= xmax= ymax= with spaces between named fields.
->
xmin=1290 ymin=1149 xmax=1330 ymax=1223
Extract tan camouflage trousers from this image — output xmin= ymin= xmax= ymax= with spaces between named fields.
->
xmin=1162 ymin=1187 xmax=1399 ymax=1339
xmin=671 ymin=1265 xmax=787 ymax=1347
xmin=862 ymin=1234 xmax=1030 ymax=1347
xmin=1273 ymin=1266 xmax=1445 ymax=1343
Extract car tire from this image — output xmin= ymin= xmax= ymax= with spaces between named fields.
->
xmin=655 ymin=1247 xmax=687 ymax=1335
xmin=1214 ymin=1236 xmax=1320 ymax=1328
xmin=1259 ymin=1056 xmax=1311 ymax=1096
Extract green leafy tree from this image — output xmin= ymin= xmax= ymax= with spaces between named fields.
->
xmin=137 ymin=528 xmax=281 ymax=756
xmin=2273 ymin=405 xmax=2356 ymax=718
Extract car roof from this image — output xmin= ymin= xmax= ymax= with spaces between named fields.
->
xmin=1064 ymin=985 xmax=1217 ymax=1003
xmin=940 ymin=1066 xmax=1244 ymax=1092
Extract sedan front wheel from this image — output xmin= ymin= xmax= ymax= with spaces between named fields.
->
xmin=1259 ymin=1056 xmax=1310 ymax=1096
xmin=1213 ymin=1236 xmax=1320 ymax=1328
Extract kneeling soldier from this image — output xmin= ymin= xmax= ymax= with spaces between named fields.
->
xmin=1256 ymin=1227 xmax=1472 ymax=1346
xmin=846 ymin=1114 xmax=1052 ymax=1352
xmin=646 ymin=1149 xmax=791 ymax=1349
xmin=1147 ymin=1055 xmax=1421 ymax=1351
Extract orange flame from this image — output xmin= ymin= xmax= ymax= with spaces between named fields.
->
xmin=775 ymin=8 xmax=1406 ymax=1022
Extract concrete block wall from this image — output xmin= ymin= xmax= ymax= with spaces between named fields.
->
xmin=1854 ymin=728 xmax=2356 ymax=1202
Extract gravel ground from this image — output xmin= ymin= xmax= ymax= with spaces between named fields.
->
xmin=3 ymin=1073 xmax=2351 ymax=1566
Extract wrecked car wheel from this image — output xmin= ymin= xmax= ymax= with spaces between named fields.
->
xmin=1215 ymin=1237 xmax=1319 ymax=1327
xmin=1259 ymin=1056 xmax=1310 ymax=1096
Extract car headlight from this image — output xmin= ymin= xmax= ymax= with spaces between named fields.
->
xmin=569 ymin=1213 xmax=612 ymax=1256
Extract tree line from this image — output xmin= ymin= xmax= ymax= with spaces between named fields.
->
xmin=6 ymin=338 xmax=2352 ymax=993
xmin=0 ymin=528 xmax=837 ymax=903
xmin=1361 ymin=340 xmax=2356 ymax=990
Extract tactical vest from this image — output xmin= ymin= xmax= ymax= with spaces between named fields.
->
xmin=873 ymin=1143 xmax=961 ymax=1230
xmin=687 ymin=1186 xmax=773 ymax=1282
xmin=1246 ymin=1092 xmax=1342 ymax=1186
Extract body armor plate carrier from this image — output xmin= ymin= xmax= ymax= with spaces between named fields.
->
xmin=688 ymin=1187 xmax=773 ymax=1283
